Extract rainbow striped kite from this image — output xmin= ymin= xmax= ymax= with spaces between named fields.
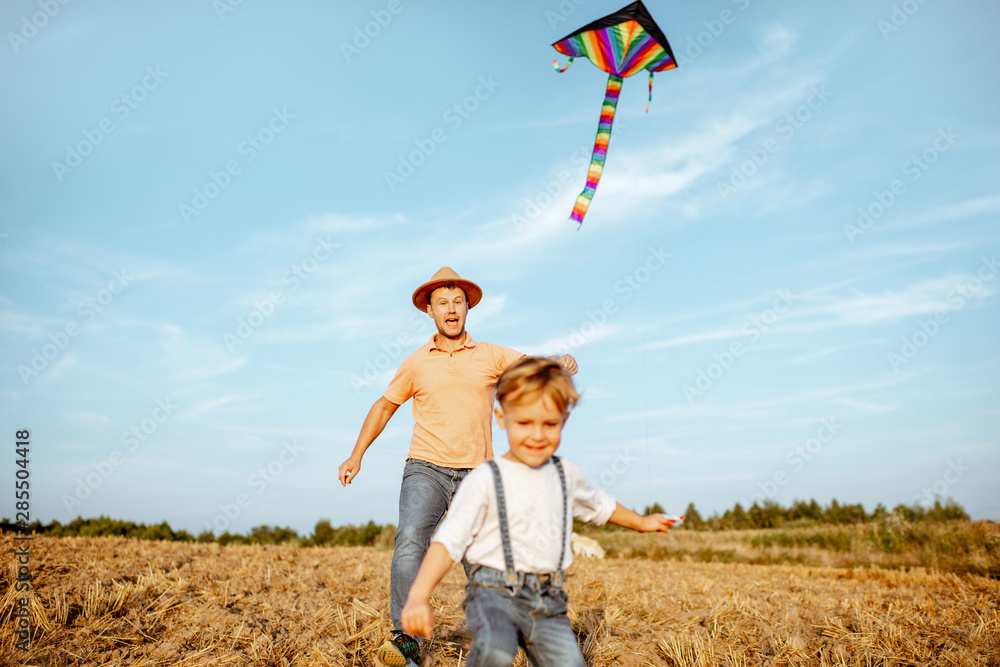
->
xmin=552 ymin=1 xmax=677 ymax=226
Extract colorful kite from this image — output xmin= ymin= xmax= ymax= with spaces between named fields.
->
xmin=552 ymin=1 xmax=677 ymax=225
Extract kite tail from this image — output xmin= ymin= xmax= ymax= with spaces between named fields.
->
xmin=553 ymin=56 xmax=574 ymax=73
xmin=570 ymin=74 xmax=623 ymax=226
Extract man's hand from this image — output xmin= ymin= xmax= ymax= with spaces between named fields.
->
xmin=341 ymin=398 xmax=400 ymax=488
xmin=401 ymin=598 xmax=434 ymax=638
xmin=558 ymin=354 xmax=578 ymax=376
xmin=338 ymin=455 xmax=362 ymax=487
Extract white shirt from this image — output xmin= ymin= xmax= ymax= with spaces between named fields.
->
xmin=432 ymin=456 xmax=617 ymax=574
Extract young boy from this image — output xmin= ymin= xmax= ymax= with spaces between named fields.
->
xmin=400 ymin=357 xmax=677 ymax=667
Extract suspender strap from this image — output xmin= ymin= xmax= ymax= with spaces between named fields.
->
xmin=486 ymin=459 xmax=519 ymax=588
xmin=551 ymin=455 xmax=568 ymax=588
xmin=486 ymin=457 xmax=569 ymax=591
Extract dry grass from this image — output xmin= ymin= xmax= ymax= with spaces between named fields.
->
xmin=1 ymin=534 xmax=998 ymax=666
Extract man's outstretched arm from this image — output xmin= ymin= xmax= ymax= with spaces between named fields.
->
xmin=338 ymin=396 xmax=400 ymax=486
xmin=557 ymin=354 xmax=578 ymax=376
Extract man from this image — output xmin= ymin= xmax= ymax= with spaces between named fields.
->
xmin=338 ymin=267 xmax=577 ymax=666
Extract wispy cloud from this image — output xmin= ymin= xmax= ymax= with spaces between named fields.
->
xmin=180 ymin=357 xmax=248 ymax=380
xmin=63 ymin=410 xmax=112 ymax=426
xmin=895 ymin=192 xmax=1000 ymax=229
xmin=794 ymin=274 xmax=998 ymax=328
xmin=646 ymin=327 xmax=741 ymax=350
xmin=184 ymin=393 xmax=260 ymax=419
xmin=778 ymin=339 xmax=886 ymax=365
xmin=467 ymin=294 xmax=509 ymax=327
xmin=0 ymin=310 xmax=51 ymax=337
xmin=608 ymin=370 xmax=918 ymax=424
xmin=37 ymin=354 xmax=78 ymax=385
xmin=827 ymin=398 xmax=896 ymax=414
xmin=517 ymin=323 xmax=619 ymax=357
xmin=646 ymin=272 xmax=998 ymax=351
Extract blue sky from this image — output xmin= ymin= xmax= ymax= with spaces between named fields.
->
xmin=1 ymin=0 xmax=998 ymax=536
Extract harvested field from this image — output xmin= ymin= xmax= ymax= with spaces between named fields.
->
xmin=1 ymin=534 xmax=998 ymax=666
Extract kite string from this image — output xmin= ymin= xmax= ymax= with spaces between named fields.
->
xmin=632 ymin=151 xmax=653 ymax=513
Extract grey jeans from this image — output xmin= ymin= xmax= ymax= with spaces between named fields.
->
xmin=463 ymin=566 xmax=585 ymax=667
xmin=390 ymin=458 xmax=471 ymax=634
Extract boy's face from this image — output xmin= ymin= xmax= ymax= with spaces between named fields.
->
xmin=495 ymin=394 xmax=566 ymax=468
xmin=426 ymin=286 xmax=468 ymax=340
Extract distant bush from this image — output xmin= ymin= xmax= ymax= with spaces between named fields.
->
xmin=305 ymin=519 xmax=389 ymax=547
xmin=251 ymin=525 xmax=300 ymax=545
xmin=0 ymin=516 xmax=197 ymax=542
xmin=0 ymin=516 xmax=393 ymax=549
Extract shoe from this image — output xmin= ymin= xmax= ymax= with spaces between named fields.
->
xmin=376 ymin=633 xmax=420 ymax=666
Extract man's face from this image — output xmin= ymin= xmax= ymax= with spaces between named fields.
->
xmin=426 ymin=286 xmax=468 ymax=340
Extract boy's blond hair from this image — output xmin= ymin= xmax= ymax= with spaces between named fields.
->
xmin=495 ymin=356 xmax=579 ymax=416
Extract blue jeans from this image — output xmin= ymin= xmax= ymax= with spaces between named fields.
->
xmin=462 ymin=566 xmax=585 ymax=667
xmin=390 ymin=458 xmax=471 ymax=635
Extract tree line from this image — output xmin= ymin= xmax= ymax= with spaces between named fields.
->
xmin=0 ymin=497 xmax=971 ymax=545
xmin=640 ymin=497 xmax=969 ymax=531
xmin=0 ymin=516 xmax=392 ymax=547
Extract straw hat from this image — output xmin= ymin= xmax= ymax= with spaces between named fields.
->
xmin=411 ymin=267 xmax=483 ymax=311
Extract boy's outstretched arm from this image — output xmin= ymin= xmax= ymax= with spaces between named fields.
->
xmin=607 ymin=502 xmax=677 ymax=533
xmin=401 ymin=542 xmax=454 ymax=638
xmin=338 ymin=396 xmax=400 ymax=486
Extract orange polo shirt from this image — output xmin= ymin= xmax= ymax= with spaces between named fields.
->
xmin=384 ymin=333 xmax=524 ymax=468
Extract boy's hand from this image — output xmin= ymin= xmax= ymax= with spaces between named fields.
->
xmin=401 ymin=543 xmax=452 ymax=639
xmin=401 ymin=598 xmax=434 ymax=638
xmin=338 ymin=455 xmax=362 ymax=486
xmin=639 ymin=514 xmax=682 ymax=533
xmin=608 ymin=503 xmax=681 ymax=533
